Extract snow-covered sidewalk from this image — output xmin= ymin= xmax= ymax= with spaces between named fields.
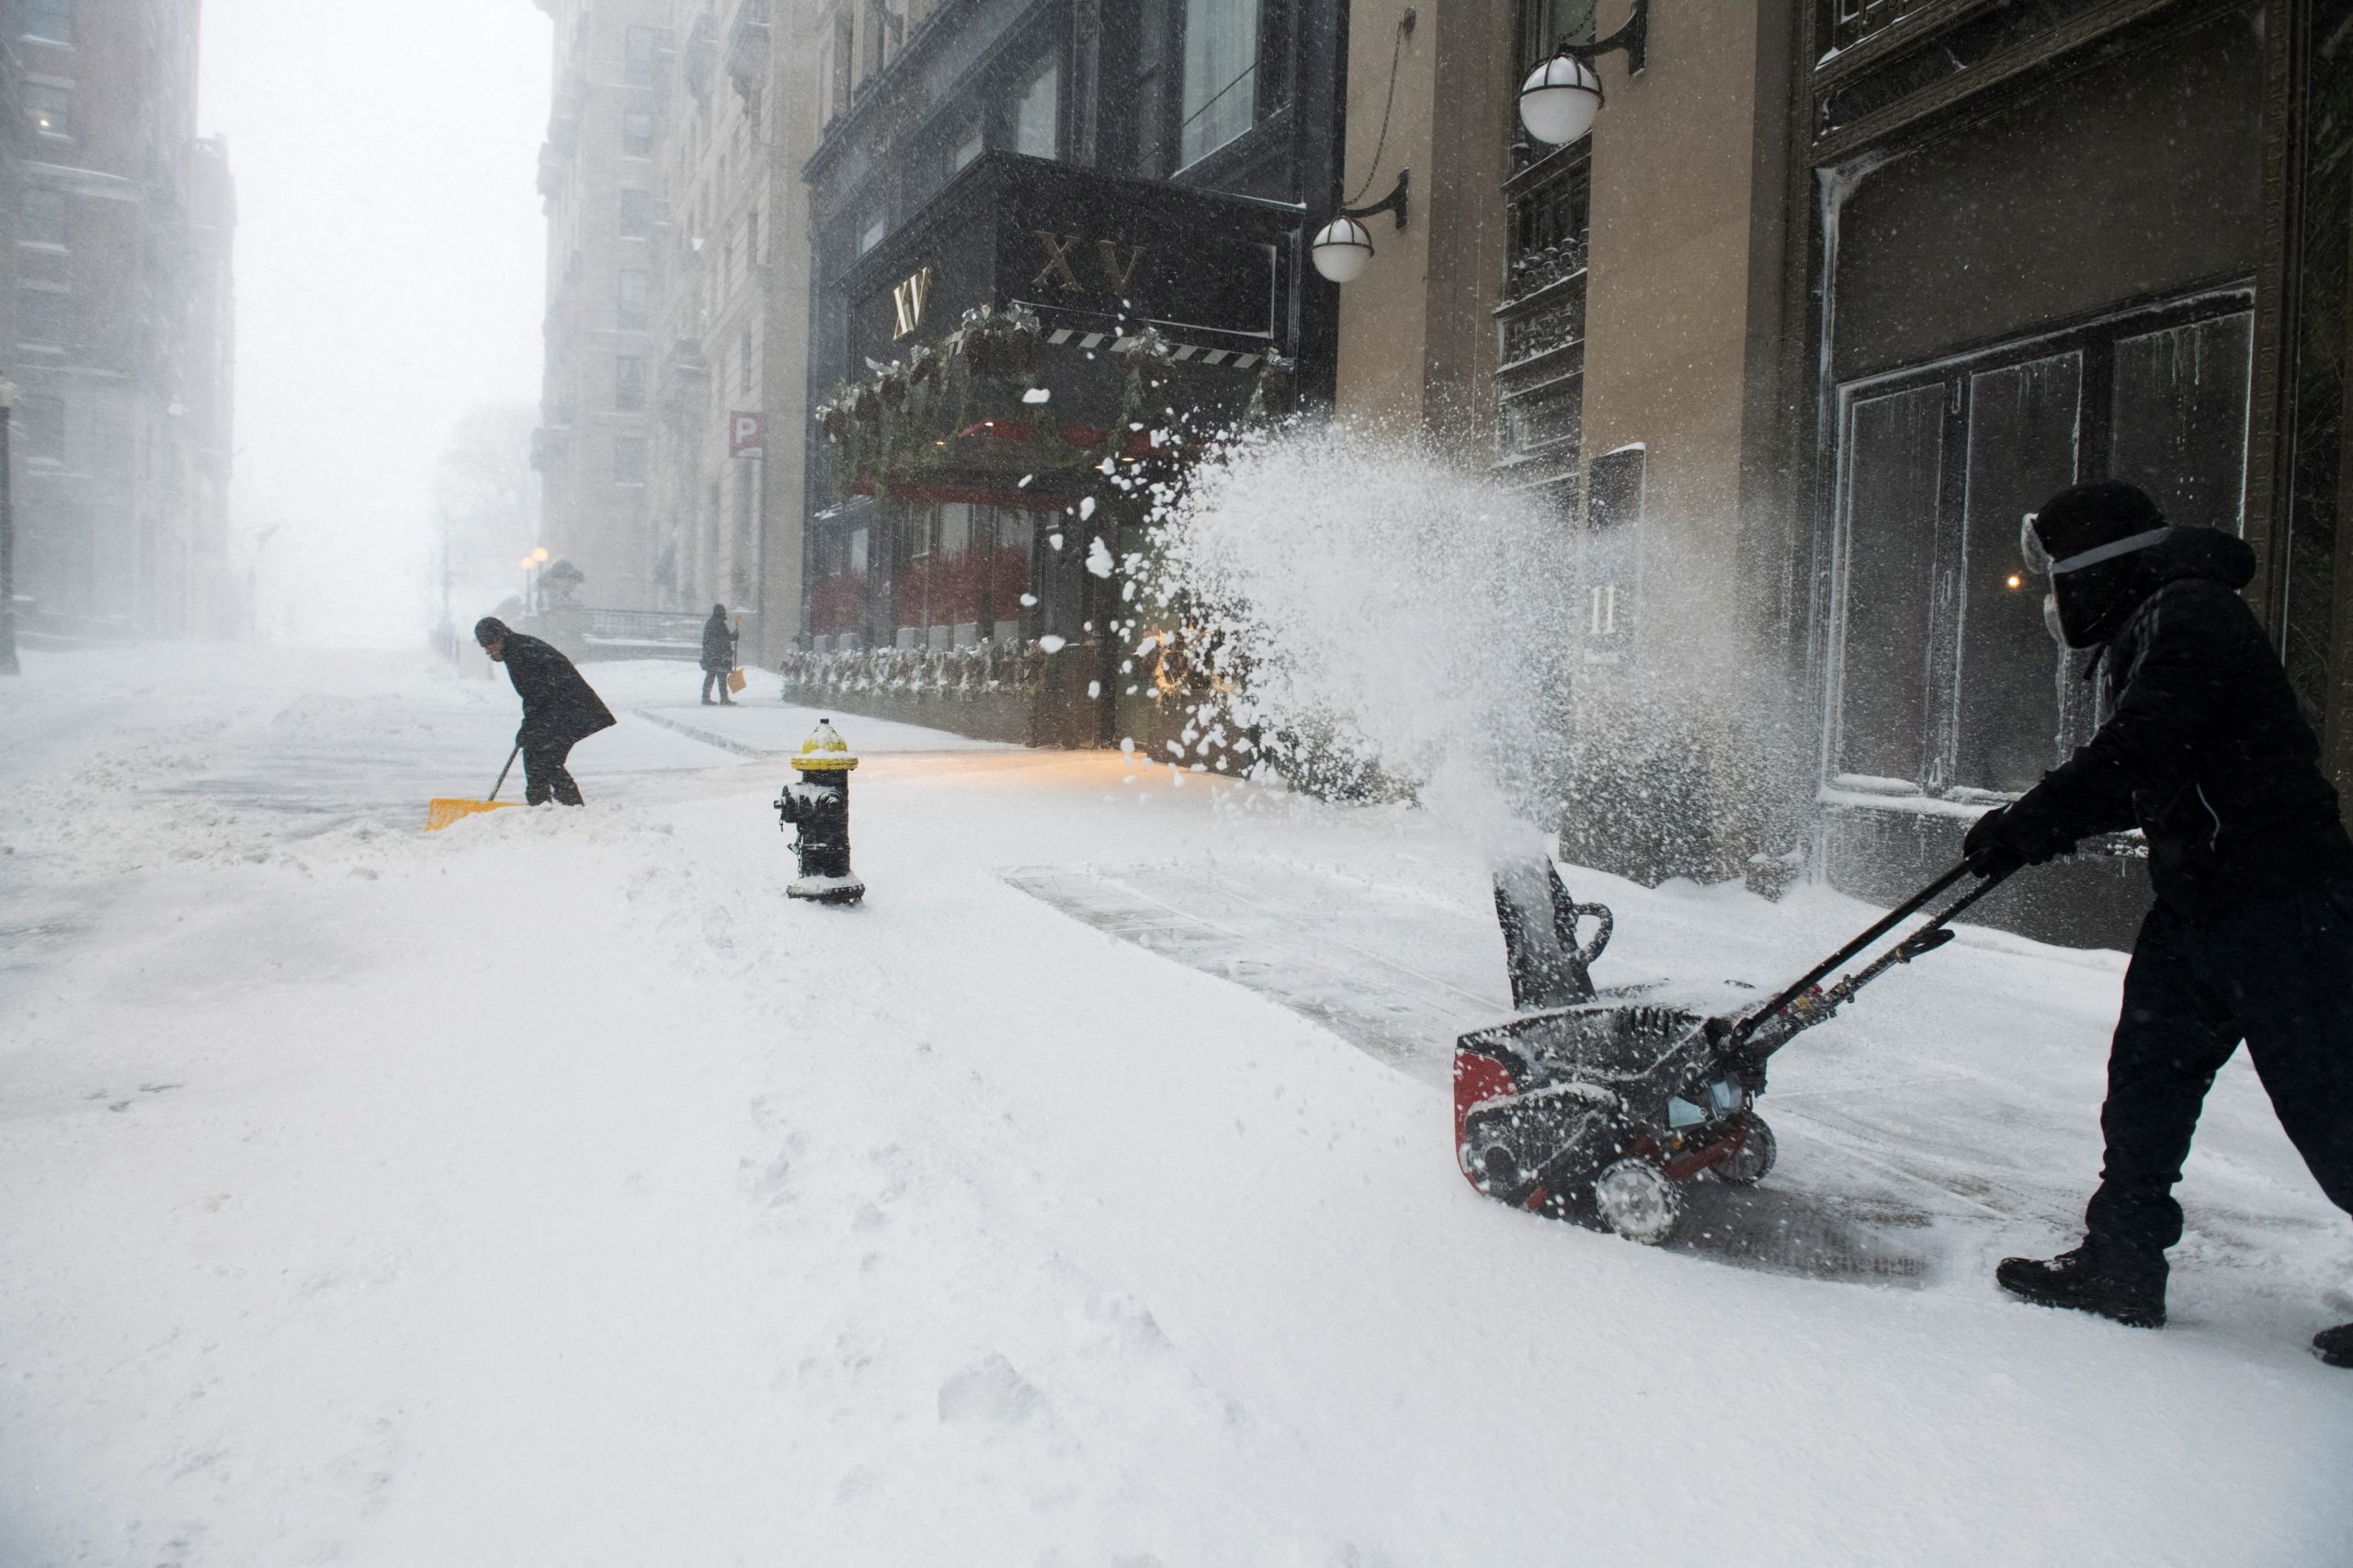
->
xmin=1 ymin=647 xmax=2347 ymax=1566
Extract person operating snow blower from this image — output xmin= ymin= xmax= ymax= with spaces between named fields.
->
xmin=1963 ymin=480 xmax=2353 ymax=1367
xmin=475 ymin=616 xmax=616 ymax=807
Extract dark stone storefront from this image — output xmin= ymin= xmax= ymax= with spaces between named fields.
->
xmin=1760 ymin=0 xmax=2353 ymax=948
xmin=790 ymin=0 xmax=1343 ymax=749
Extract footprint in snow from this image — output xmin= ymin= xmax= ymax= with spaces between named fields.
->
xmin=937 ymin=1352 xmax=1046 ymax=1426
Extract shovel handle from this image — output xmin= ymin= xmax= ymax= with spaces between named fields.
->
xmin=486 ymin=745 xmax=520 ymax=802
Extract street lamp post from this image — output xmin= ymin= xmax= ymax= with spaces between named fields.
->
xmin=1 ymin=381 xmax=17 ymax=676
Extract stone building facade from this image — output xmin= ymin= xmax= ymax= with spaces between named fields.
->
xmin=531 ymin=0 xmax=673 ymax=614
xmin=4 ymin=0 xmax=239 ymax=642
xmin=1329 ymin=0 xmax=2353 ymax=948
xmin=529 ymin=0 xmax=816 ymax=665
xmin=642 ymin=0 xmax=816 ymax=665
xmin=789 ymin=0 xmax=1347 ymax=745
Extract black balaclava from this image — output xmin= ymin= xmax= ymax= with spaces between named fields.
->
xmin=2026 ymin=481 xmax=2173 ymax=649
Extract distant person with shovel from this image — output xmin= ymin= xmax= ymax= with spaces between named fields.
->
xmin=1962 ymin=480 xmax=2353 ymax=1368
xmin=473 ymin=617 xmax=616 ymax=807
xmin=700 ymin=604 xmax=739 ymax=705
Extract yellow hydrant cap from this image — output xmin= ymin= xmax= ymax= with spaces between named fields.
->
xmin=795 ymin=717 xmax=859 ymax=771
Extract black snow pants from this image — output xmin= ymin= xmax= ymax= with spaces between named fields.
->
xmin=522 ymin=741 xmax=585 ymax=807
xmin=2086 ymin=879 xmax=2353 ymax=1254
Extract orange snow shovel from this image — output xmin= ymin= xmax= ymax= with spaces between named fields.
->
xmin=426 ymin=746 xmax=524 ymax=832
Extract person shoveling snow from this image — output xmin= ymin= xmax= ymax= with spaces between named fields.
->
xmin=1964 ymin=480 xmax=2353 ymax=1368
xmin=473 ymin=617 xmax=616 ymax=807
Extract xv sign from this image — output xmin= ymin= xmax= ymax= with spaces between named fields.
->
xmin=1029 ymin=231 xmax=1147 ymax=296
xmin=892 ymin=265 xmax=935 ymax=339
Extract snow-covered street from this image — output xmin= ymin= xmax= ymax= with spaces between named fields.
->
xmin=2 ymin=648 xmax=2348 ymax=1566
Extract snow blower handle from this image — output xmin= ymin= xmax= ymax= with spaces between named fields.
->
xmin=1726 ymin=859 xmax=2016 ymax=1056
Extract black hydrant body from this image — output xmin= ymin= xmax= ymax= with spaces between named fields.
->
xmin=776 ymin=718 xmax=865 ymax=904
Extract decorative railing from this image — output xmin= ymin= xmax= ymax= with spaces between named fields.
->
xmin=777 ymin=642 xmax=1044 ymax=703
xmin=1505 ymin=233 xmax=1587 ymax=303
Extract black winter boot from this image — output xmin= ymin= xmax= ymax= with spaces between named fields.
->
xmin=1995 ymin=1243 xmax=2167 ymax=1329
xmin=2316 ymin=1323 xmax=2353 ymax=1368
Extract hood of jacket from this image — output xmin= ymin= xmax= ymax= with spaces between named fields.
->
xmin=2053 ymin=525 xmax=2255 ymax=648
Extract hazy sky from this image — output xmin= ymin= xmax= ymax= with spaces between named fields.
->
xmin=200 ymin=1 xmax=551 ymax=645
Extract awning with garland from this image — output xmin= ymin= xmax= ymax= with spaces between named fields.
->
xmin=815 ymin=303 xmax=1296 ymax=509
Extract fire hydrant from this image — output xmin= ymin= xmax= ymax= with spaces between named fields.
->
xmin=775 ymin=718 xmax=865 ymax=904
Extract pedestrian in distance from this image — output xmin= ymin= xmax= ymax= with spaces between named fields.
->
xmin=700 ymin=603 xmax=739 ymax=706
xmin=1962 ymin=479 xmax=2353 ymax=1369
xmin=474 ymin=616 xmax=617 ymax=807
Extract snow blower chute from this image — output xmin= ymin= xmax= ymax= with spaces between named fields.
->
xmin=1452 ymin=858 xmax=2006 ymax=1244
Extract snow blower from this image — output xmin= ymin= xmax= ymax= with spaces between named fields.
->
xmin=426 ymin=746 xmax=524 ymax=833
xmin=1453 ymin=858 xmax=2006 ymax=1244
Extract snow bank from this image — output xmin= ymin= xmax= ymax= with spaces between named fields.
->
xmin=0 ymin=646 xmax=2347 ymax=1565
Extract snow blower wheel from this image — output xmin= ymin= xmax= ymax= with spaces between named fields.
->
xmin=1713 ymin=1115 xmax=1777 ymax=1186
xmin=1593 ymin=1157 xmax=1682 ymax=1245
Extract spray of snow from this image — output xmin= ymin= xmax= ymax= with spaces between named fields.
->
xmin=1144 ymin=425 xmax=1805 ymax=880
xmin=1144 ymin=426 xmax=1576 ymax=844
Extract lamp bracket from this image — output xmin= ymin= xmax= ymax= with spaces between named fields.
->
xmin=1563 ymin=0 xmax=1647 ymax=75
xmin=1340 ymin=167 xmax=1410 ymax=231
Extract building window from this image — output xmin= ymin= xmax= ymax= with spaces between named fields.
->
xmin=1012 ymin=56 xmax=1060 ymax=161
xmin=624 ymin=25 xmax=660 ymax=87
xmin=26 ymin=80 xmax=72 ymax=140
xmin=622 ymin=110 xmax=656 ymax=158
xmin=20 ymin=0 xmax=73 ymax=44
xmin=863 ymin=0 xmax=904 ymax=76
xmin=858 ymin=210 xmax=886 ymax=256
xmin=1828 ymin=292 xmax=2255 ymax=799
xmin=1519 ymin=0 xmax=1597 ymax=69
xmin=618 ymin=268 xmax=650 ymax=330
xmin=822 ymin=15 xmax=854 ymax=125
xmin=20 ymin=187 xmax=67 ymax=247
xmin=615 ymin=435 xmax=647 ymax=485
xmin=620 ymin=187 xmax=659 ymax=238
xmin=952 ymin=119 xmax=984 ymax=173
xmin=1495 ymin=156 xmax=1589 ymax=520
xmin=1178 ymin=0 xmax=1260 ymax=167
xmin=616 ymin=355 xmax=647 ymax=412
xmin=17 ymin=392 xmax=65 ymax=461
xmin=17 ymin=287 xmax=65 ymax=347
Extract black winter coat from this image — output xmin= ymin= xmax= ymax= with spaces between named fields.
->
xmin=2018 ymin=528 xmax=2353 ymax=913
xmin=502 ymin=631 xmax=618 ymax=751
xmin=700 ymin=612 xmax=737 ymax=673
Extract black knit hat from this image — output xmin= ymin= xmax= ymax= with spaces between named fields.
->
xmin=2030 ymin=480 xmax=2166 ymax=568
xmin=473 ymin=616 xmax=510 ymax=648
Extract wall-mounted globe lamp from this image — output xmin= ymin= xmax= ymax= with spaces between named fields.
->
xmin=1311 ymin=8 xmax=1417 ymax=286
xmin=1310 ymin=169 xmax=1409 ymax=284
xmin=1518 ymin=0 xmax=1649 ymax=147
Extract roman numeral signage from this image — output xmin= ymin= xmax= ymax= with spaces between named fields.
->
xmin=892 ymin=265 xmax=935 ymax=339
xmin=1030 ymin=231 xmax=1147 ymax=296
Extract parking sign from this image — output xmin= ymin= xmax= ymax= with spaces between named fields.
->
xmin=730 ymin=412 xmax=766 ymax=460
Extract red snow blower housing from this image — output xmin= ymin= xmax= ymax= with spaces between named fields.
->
xmin=1453 ymin=859 xmax=2005 ymax=1244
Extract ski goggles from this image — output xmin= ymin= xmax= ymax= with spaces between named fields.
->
xmin=2019 ymin=513 xmax=2173 ymax=577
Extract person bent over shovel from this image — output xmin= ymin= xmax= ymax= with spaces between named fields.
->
xmin=475 ymin=617 xmax=617 ymax=806
xmin=1962 ymin=481 xmax=2353 ymax=1368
